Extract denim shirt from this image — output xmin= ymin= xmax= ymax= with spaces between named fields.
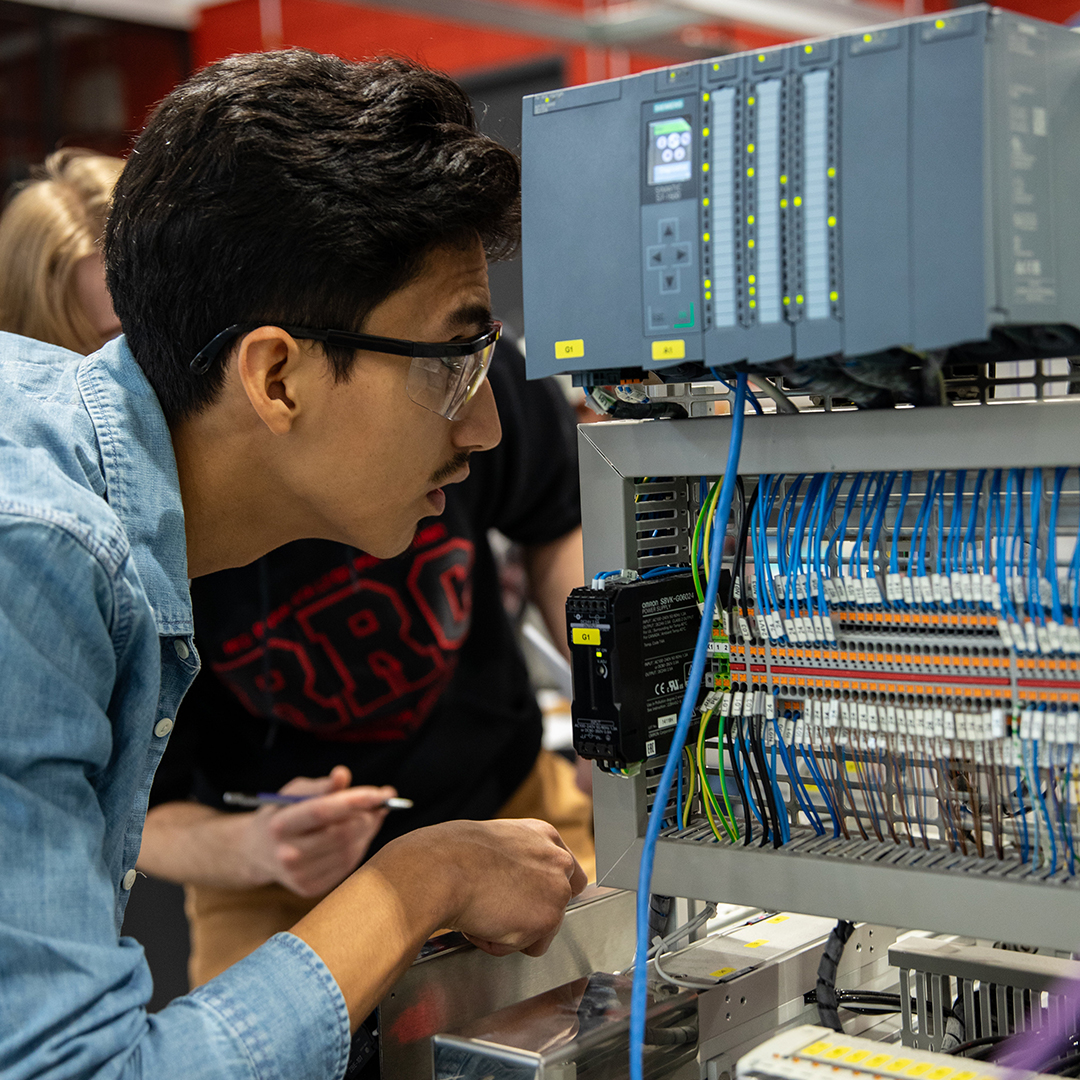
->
xmin=0 ymin=334 xmax=350 ymax=1079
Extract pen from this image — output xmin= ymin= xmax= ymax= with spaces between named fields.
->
xmin=223 ymin=792 xmax=413 ymax=810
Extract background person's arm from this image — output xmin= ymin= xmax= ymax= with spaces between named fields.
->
xmin=139 ymin=766 xmax=392 ymax=896
xmin=523 ymin=525 xmax=584 ymax=663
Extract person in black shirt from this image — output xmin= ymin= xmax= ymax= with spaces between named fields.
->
xmin=141 ymin=338 xmax=593 ymax=985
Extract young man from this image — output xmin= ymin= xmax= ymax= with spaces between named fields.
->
xmin=138 ymin=335 xmax=593 ymax=988
xmin=0 ymin=50 xmax=585 ymax=1079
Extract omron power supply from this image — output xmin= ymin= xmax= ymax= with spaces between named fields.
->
xmin=566 ymin=573 xmax=703 ymax=768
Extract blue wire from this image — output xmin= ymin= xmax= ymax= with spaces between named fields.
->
xmin=1015 ymin=761 xmax=1030 ymax=864
xmin=889 ymin=471 xmax=912 ymax=586
xmin=774 ymin=718 xmax=825 ymax=835
xmin=866 ymin=472 xmax=896 ymax=600
xmin=767 ymin=739 xmax=790 ymax=843
xmin=1048 ymin=468 xmax=1066 ymax=627
xmin=1000 ymin=473 xmax=1018 ymax=623
xmin=801 ymin=742 xmax=840 ymax=837
xmin=641 ymin=566 xmax=691 ymax=579
xmin=712 ymin=370 xmax=765 ymax=416
xmin=1032 ymin=732 xmax=1057 ymax=875
xmin=1064 ymin=743 xmax=1076 ymax=875
xmin=629 ymin=371 xmax=747 ymax=1080
xmin=828 ymin=474 xmax=864 ymax=604
xmin=1029 ymin=468 xmax=1044 ymax=630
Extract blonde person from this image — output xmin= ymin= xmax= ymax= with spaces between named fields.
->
xmin=0 ymin=147 xmax=123 ymax=354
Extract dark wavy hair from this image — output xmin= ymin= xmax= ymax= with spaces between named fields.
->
xmin=105 ymin=50 xmax=520 ymax=422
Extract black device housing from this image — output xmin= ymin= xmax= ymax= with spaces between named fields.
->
xmin=566 ymin=573 xmax=703 ymax=768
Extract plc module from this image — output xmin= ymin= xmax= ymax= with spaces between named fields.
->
xmin=521 ymin=5 xmax=1080 ymax=386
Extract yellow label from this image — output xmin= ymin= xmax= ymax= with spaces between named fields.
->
xmin=766 ymin=915 xmax=789 ymax=923
xmin=927 ymin=1068 xmax=956 ymax=1080
xmin=743 ymin=938 xmax=769 ymax=948
xmin=571 ymin=627 xmax=600 ymax=646
xmin=800 ymin=1042 xmax=832 ymax=1057
xmin=906 ymin=1064 xmax=933 ymax=1077
xmin=709 ymin=966 xmax=736 ymax=978
xmin=844 ymin=1051 xmax=871 ymax=1064
xmin=555 ymin=338 xmax=585 ymax=359
xmin=891 ymin=1059 xmax=914 ymax=1072
xmin=823 ymin=1046 xmax=852 ymax=1060
xmin=651 ymin=339 xmax=686 ymax=361
xmin=952 ymin=1072 xmax=978 ymax=1080
xmin=866 ymin=1054 xmax=894 ymax=1070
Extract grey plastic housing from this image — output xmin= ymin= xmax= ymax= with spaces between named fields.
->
xmin=520 ymin=6 xmax=1080 ymax=381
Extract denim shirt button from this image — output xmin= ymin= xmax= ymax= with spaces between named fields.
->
xmin=122 ymin=869 xmax=137 ymax=891
xmin=173 ymin=639 xmax=190 ymax=660
xmin=154 ymin=718 xmax=174 ymax=738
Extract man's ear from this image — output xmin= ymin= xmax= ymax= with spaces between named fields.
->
xmin=234 ymin=327 xmax=306 ymax=436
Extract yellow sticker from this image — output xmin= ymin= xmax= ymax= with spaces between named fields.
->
xmin=766 ymin=915 xmax=789 ymax=923
xmin=866 ymin=1054 xmax=894 ymax=1070
xmin=800 ymin=1042 xmax=832 ymax=1057
xmin=571 ymin=627 xmax=600 ymax=646
xmin=709 ymin=966 xmax=736 ymax=978
xmin=555 ymin=338 xmax=585 ymax=360
xmin=906 ymin=1064 xmax=933 ymax=1077
xmin=743 ymin=938 xmax=769 ymax=948
xmin=891 ymin=1059 xmax=914 ymax=1072
xmin=926 ymin=1068 xmax=955 ymax=1080
xmin=952 ymin=1072 xmax=977 ymax=1080
xmin=823 ymin=1046 xmax=852 ymax=1060
xmin=844 ymin=1051 xmax=871 ymax=1064
xmin=651 ymin=339 xmax=686 ymax=361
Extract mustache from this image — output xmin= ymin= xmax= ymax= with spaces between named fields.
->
xmin=429 ymin=450 xmax=472 ymax=486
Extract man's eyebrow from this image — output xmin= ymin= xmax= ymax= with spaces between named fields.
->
xmin=442 ymin=303 xmax=494 ymax=337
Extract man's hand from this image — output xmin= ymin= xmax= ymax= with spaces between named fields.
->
xmin=292 ymin=816 xmax=587 ymax=1028
xmin=244 ymin=766 xmax=394 ymax=897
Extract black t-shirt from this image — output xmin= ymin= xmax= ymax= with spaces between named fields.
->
xmin=150 ymin=341 xmax=580 ymax=854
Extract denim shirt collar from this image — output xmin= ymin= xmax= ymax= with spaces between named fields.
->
xmin=76 ymin=337 xmax=193 ymax=637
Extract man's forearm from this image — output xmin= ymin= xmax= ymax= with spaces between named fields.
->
xmin=138 ymin=801 xmax=271 ymax=888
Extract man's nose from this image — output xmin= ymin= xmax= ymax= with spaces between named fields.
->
xmin=453 ymin=376 xmax=501 ymax=452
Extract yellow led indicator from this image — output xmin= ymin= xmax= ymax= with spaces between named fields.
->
xmin=572 ymin=627 xmax=600 ymax=646
xmin=800 ymin=1042 xmax=832 ymax=1057
xmin=783 ymin=295 xmax=790 ymax=304
xmin=780 ymin=198 xmax=788 ymax=208
xmin=748 ymin=274 xmax=756 ymax=283
xmin=704 ymin=278 xmax=712 ymax=288
xmin=713 ymin=62 xmax=720 ymax=69
xmin=544 ymin=96 xmax=551 ymax=102
xmin=830 ymin=290 xmax=839 ymax=301
xmin=652 ymin=339 xmax=686 ymax=361
xmin=794 ymin=195 xmax=802 ymax=206
xmin=747 ymin=167 xmax=755 ymax=177
xmin=828 ymin=166 xmax=836 ymax=177
xmin=780 ymin=174 xmax=787 ymax=184
xmin=747 ymin=214 xmax=755 ymax=224
xmin=749 ymin=299 xmax=756 ymax=308
xmin=703 ymin=232 xmax=711 ymax=242
xmin=749 ymin=286 xmax=756 ymax=295
xmin=747 ymin=143 xmax=755 ymax=153
xmin=747 ymin=238 xmax=755 ymax=248
xmin=796 ymin=293 xmax=804 ymax=303
xmin=702 ymin=162 xmax=710 ymax=172
xmin=595 ymin=650 xmax=603 ymax=658
xmin=804 ymin=44 xmax=813 ymax=53
xmin=828 ymin=215 xmax=837 ymax=226
xmin=702 ymin=92 xmax=710 ymax=102
xmin=703 ymin=127 xmax=710 ymax=136
xmin=863 ymin=32 xmax=873 ymax=41
xmin=703 ymin=197 xmax=710 ymax=207
xmin=555 ymin=338 xmax=585 ymax=360
xmin=748 ymin=96 xmax=755 ymax=105
xmin=757 ymin=53 xmax=766 ymax=61
xmin=935 ymin=18 xmax=946 ymax=27
xmin=705 ymin=291 xmax=712 ymax=299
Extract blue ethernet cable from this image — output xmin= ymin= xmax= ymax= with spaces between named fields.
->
xmin=1048 ymin=467 xmax=1066 ymax=627
xmin=713 ymin=370 xmax=765 ymax=416
xmin=629 ymin=371 xmax=747 ymax=1080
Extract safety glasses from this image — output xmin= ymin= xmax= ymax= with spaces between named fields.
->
xmin=189 ymin=320 xmax=501 ymax=421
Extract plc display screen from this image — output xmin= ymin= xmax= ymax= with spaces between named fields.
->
xmin=648 ymin=117 xmax=693 ymax=185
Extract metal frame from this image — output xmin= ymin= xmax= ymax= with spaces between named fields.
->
xmin=582 ymin=401 xmax=1080 ymax=952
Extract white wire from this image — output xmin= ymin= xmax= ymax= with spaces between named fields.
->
xmin=617 ymin=902 xmax=717 ymax=976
